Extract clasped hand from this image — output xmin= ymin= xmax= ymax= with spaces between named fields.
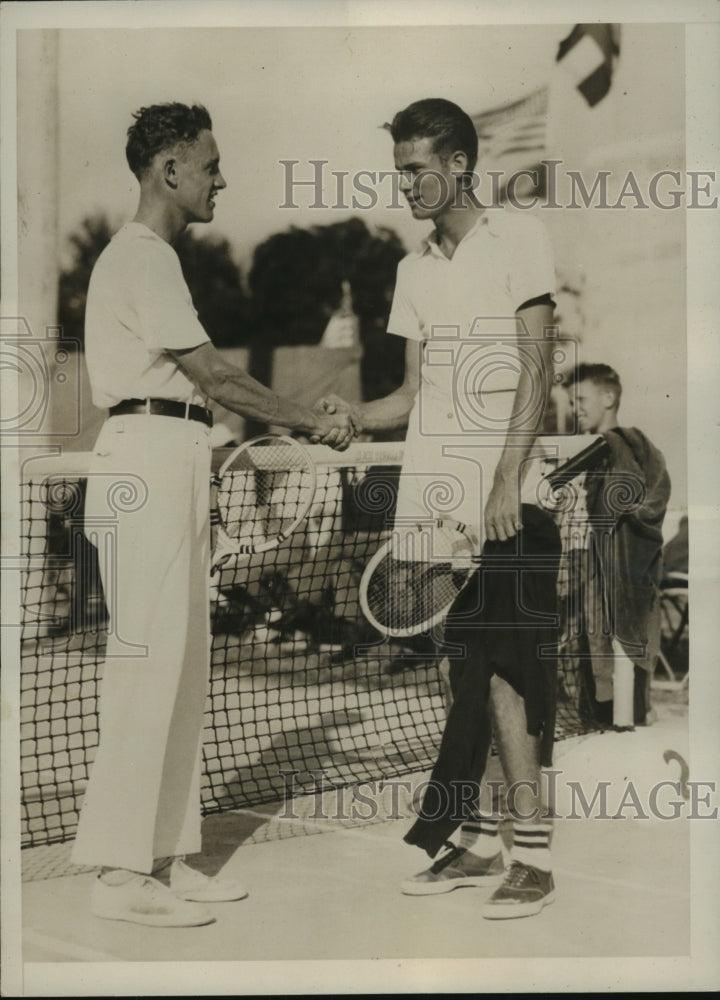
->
xmin=308 ymin=394 xmax=360 ymax=451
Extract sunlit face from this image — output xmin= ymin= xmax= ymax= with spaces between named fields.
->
xmin=570 ymin=379 xmax=615 ymax=434
xmin=173 ymin=129 xmax=226 ymax=224
xmin=393 ymin=137 xmax=461 ymax=221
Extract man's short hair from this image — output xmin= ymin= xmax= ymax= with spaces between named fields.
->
xmin=565 ymin=363 xmax=623 ymax=408
xmin=387 ymin=98 xmax=478 ymax=173
xmin=126 ymin=103 xmax=213 ymax=179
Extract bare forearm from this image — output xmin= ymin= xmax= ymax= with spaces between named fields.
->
xmin=348 ymin=338 xmax=420 ymax=434
xmin=206 ymin=368 xmax=316 ymax=433
xmin=495 ymin=306 xmax=555 ymax=483
xmin=495 ymin=370 xmax=552 ymax=479
xmin=173 ymin=341 xmax=354 ymax=445
xmin=353 ymin=388 xmax=416 ymax=434
xmin=484 ymin=357 xmax=552 ymax=541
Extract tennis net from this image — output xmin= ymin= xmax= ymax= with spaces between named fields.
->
xmin=18 ymin=440 xmax=601 ymax=850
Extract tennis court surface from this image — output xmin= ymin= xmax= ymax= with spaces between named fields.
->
xmin=18 ymin=690 xmax=695 ymax=992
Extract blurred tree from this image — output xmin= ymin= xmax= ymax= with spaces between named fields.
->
xmin=57 ymin=213 xmax=249 ymax=349
xmin=174 ymin=229 xmax=249 ymax=348
xmin=248 ymin=218 xmax=407 ymax=405
xmin=57 ymin=214 xmax=114 ymax=349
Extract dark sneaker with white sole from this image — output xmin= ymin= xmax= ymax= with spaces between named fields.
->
xmin=482 ymin=861 xmax=555 ymax=918
xmin=401 ymin=843 xmax=505 ymax=896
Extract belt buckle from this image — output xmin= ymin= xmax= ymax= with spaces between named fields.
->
xmin=183 ymin=401 xmax=191 ymax=420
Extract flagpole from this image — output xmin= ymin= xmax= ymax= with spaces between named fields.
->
xmin=17 ymin=29 xmax=60 ymax=455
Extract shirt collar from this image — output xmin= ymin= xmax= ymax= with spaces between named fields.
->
xmin=420 ymin=213 xmax=490 ymax=258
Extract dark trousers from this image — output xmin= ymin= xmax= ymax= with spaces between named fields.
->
xmin=404 ymin=504 xmax=562 ymax=857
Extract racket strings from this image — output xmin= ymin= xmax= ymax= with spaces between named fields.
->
xmin=362 ymin=522 xmax=478 ymax=634
xmin=365 ymin=555 xmax=471 ymax=632
xmin=215 ymin=439 xmax=316 ymax=550
xmin=220 ymin=470 xmax=314 ymax=540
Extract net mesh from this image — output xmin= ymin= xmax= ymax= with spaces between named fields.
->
xmin=18 ymin=444 xmax=601 ymax=850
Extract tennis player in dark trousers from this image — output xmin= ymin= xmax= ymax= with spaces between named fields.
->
xmin=322 ymin=99 xmax=562 ymax=918
xmin=72 ymin=103 xmax=353 ymax=926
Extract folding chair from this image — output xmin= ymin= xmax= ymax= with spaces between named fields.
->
xmin=654 ymin=571 xmax=689 ymax=689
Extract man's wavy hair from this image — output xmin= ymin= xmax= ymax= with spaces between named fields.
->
xmin=125 ymin=103 xmax=212 ymax=179
xmin=385 ymin=98 xmax=479 ymax=173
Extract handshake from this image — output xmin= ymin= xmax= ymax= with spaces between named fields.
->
xmin=307 ymin=394 xmax=363 ymax=451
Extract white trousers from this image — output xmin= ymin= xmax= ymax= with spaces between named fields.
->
xmin=71 ymin=413 xmax=211 ymax=873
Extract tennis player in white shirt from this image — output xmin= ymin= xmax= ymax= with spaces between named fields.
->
xmin=73 ymin=102 xmax=353 ymax=926
xmin=322 ymin=98 xmax=562 ymax=918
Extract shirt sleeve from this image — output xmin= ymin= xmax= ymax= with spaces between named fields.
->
xmin=136 ymin=238 xmax=211 ymax=352
xmin=507 ymin=215 xmax=556 ymax=312
xmin=386 ymin=257 xmax=424 ymax=341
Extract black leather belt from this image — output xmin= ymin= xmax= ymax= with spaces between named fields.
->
xmin=109 ymin=398 xmax=213 ymax=428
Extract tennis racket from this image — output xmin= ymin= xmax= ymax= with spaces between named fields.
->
xmin=359 ymin=436 xmax=610 ymax=637
xmin=210 ymin=434 xmax=317 ymax=573
xmin=360 ymin=518 xmax=480 ymax=638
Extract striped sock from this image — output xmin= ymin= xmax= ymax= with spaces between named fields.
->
xmin=458 ymin=809 xmax=502 ymax=858
xmin=510 ymin=822 xmax=553 ymax=872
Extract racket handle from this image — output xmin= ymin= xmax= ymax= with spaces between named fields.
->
xmin=210 ymin=530 xmax=233 ymax=575
xmin=210 ymin=474 xmax=222 ymax=518
xmin=546 ymin=436 xmax=610 ymax=488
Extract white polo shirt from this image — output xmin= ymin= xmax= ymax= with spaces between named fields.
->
xmin=85 ymin=222 xmax=210 ymax=409
xmin=388 ymin=210 xmax=556 ymax=535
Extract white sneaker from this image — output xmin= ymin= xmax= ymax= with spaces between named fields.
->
xmin=169 ymin=858 xmax=249 ymax=903
xmin=91 ymin=871 xmax=215 ymax=927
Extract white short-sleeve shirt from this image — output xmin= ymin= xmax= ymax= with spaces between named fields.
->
xmin=84 ymin=222 xmax=210 ymax=408
xmin=387 ymin=210 xmax=556 ymax=534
